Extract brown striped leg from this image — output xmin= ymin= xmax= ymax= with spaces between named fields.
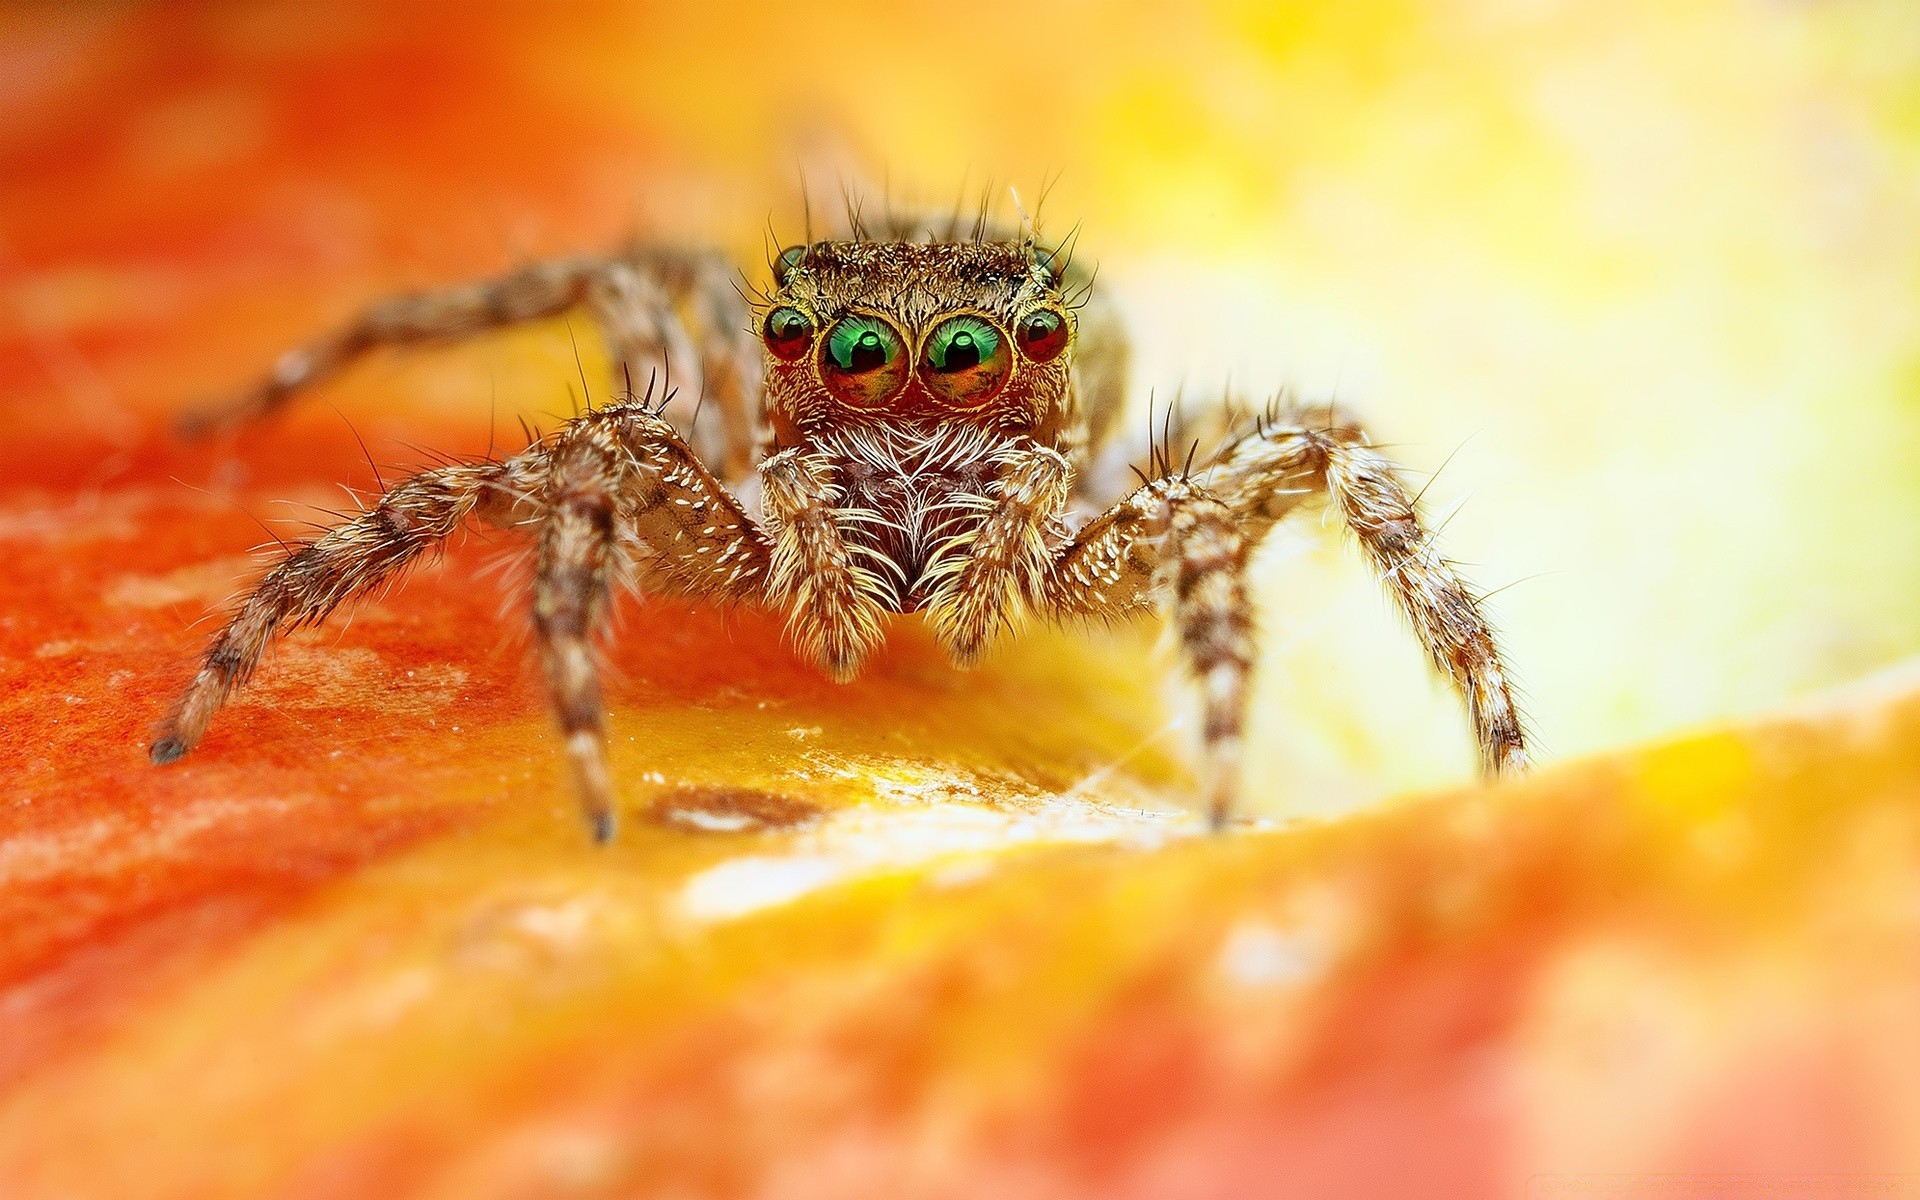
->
xmin=531 ymin=404 xmax=774 ymax=842
xmin=530 ymin=425 xmax=624 ymax=843
xmin=178 ymin=246 xmax=762 ymax=482
xmin=589 ymin=248 xmax=761 ymax=482
xmin=921 ymin=443 xmax=1073 ymax=665
xmin=1034 ymin=475 xmax=1255 ymax=829
xmin=1167 ymin=495 xmax=1255 ymax=829
xmin=758 ymin=448 xmax=892 ymax=682
xmin=178 ymin=258 xmax=604 ymax=436
xmin=1209 ymin=405 xmax=1530 ymax=776
xmin=611 ymin=407 xmax=772 ymax=602
xmin=150 ymin=451 xmax=541 ymax=764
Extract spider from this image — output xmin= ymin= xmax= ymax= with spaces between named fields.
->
xmin=149 ymin=208 xmax=1529 ymax=842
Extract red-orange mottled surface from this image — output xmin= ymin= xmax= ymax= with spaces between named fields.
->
xmin=4 ymin=6 xmax=1920 ymax=1199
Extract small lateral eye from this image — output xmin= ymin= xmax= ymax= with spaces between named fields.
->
xmin=1029 ymin=242 xmax=1060 ymax=284
xmin=774 ymin=244 xmax=808 ymax=284
xmin=1015 ymin=308 xmax=1070 ymax=363
xmin=919 ymin=314 xmax=1012 ymax=407
xmin=819 ymin=313 xmax=909 ymax=407
xmin=763 ymin=306 xmax=813 ymax=360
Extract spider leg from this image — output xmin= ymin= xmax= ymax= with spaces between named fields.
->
xmin=758 ymin=447 xmax=892 ymax=682
xmin=155 ymin=398 xmax=771 ymax=842
xmin=178 ymin=257 xmax=605 ymax=436
xmin=587 ymin=249 xmax=760 ymax=481
xmin=1069 ymin=298 xmax=1153 ymax=508
xmin=179 ymin=247 xmax=761 ymax=481
xmin=530 ymin=426 xmax=623 ymax=842
xmin=531 ymin=403 xmax=772 ymax=842
xmin=921 ymin=442 xmax=1073 ymax=664
xmin=150 ymin=449 xmax=543 ymax=764
xmin=1208 ymin=404 xmax=1530 ymax=777
xmin=1033 ymin=475 xmax=1254 ymax=828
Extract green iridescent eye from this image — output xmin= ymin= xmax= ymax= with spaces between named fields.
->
xmin=1015 ymin=307 xmax=1070 ymax=364
xmin=919 ymin=314 xmax=1012 ymax=407
xmin=819 ymin=313 xmax=909 ymax=407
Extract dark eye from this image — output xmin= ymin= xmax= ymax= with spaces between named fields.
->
xmin=1015 ymin=308 xmax=1070 ymax=363
xmin=919 ymin=314 xmax=1011 ymax=407
xmin=820 ymin=313 xmax=909 ymax=407
xmin=774 ymin=244 xmax=808 ymax=284
xmin=763 ymin=306 xmax=813 ymax=360
xmin=1029 ymin=242 xmax=1061 ymax=285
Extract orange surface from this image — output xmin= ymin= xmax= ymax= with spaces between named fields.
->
xmin=4 ymin=6 xmax=1920 ymax=1199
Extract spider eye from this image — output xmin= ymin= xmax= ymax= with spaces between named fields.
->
xmin=763 ymin=306 xmax=814 ymax=360
xmin=1015 ymin=308 xmax=1070 ymax=363
xmin=819 ymin=314 xmax=909 ymax=407
xmin=1028 ymin=242 xmax=1060 ymax=284
xmin=774 ymin=244 xmax=808 ymax=285
xmin=919 ymin=314 xmax=1011 ymax=407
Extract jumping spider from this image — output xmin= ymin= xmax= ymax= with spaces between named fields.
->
xmin=150 ymin=210 xmax=1529 ymax=841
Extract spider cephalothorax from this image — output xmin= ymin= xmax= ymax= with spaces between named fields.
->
xmin=758 ymin=239 xmax=1075 ymax=444
xmin=751 ymin=238 xmax=1089 ymax=675
xmin=152 ymin=213 xmax=1529 ymax=842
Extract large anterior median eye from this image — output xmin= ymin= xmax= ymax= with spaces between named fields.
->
xmin=1015 ymin=307 xmax=1071 ymax=363
xmin=820 ymin=313 xmax=909 ymax=407
xmin=919 ymin=314 xmax=1012 ymax=407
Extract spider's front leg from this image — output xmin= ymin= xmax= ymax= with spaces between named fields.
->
xmin=757 ymin=448 xmax=893 ymax=682
xmin=1030 ymin=404 xmax=1529 ymax=827
xmin=1032 ymin=476 xmax=1256 ymax=829
xmin=152 ymin=401 xmax=773 ymax=843
xmin=532 ymin=405 xmax=772 ymax=841
xmin=150 ymin=450 xmax=543 ymax=764
xmin=1208 ymin=406 xmax=1530 ymax=779
xmin=921 ymin=442 xmax=1074 ymax=664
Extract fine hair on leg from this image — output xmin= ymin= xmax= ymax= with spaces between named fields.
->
xmin=1033 ymin=473 xmax=1255 ymax=827
xmin=1210 ymin=404 xmax=1530 ymax=775
xmin=177 ymin=258 xmax=604 ymax=436
xmin=179 ymin=245 xmax=761 ymax=478
xmin=150 ymin=453 xmax=538 ymax=763
xmin=530 ymin=423 xmax=625 ymax=843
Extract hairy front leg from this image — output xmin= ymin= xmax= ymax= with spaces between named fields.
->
xmin=758 ymin=448 xmax=891 ymax=682
xmin=531 ymin=423 xmax=624 ymax=843
xmin=1210 ymin=405 xmax=1530 ymax=776
xmin=1037 ymin=475 xmax=1256 ymax=828
xmin=922 ymin=443 xmax=1073 ymax=664
xmin=533 ymin=404 xmax=772 ymax=841
xmin=150 ymin=451 xmax=540 ymax=762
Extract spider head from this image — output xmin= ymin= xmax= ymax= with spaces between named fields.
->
xmin=757 ymin=239 xmax=1074 ymax=443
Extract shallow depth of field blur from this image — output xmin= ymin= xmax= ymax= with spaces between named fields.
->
xmin=7 ymin=4 xmax=1920 ymax=1197
xmin=10 ymin=1 xmax=1919 ymax=818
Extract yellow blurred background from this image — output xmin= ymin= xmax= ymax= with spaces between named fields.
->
xmin=9 ymin=0 xmax=1920 ymax=817
xmin=598 ymin=0 xmax=1920 ymax=813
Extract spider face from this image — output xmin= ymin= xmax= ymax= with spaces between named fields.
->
xmin=759 ymin=239 xmax=1073 ymax=446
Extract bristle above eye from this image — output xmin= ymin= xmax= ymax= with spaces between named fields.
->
xmin=1029 ymin=243 xmax=1058 ymax=283
xmin=774 ymin=245 xmax=808 ymax=285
